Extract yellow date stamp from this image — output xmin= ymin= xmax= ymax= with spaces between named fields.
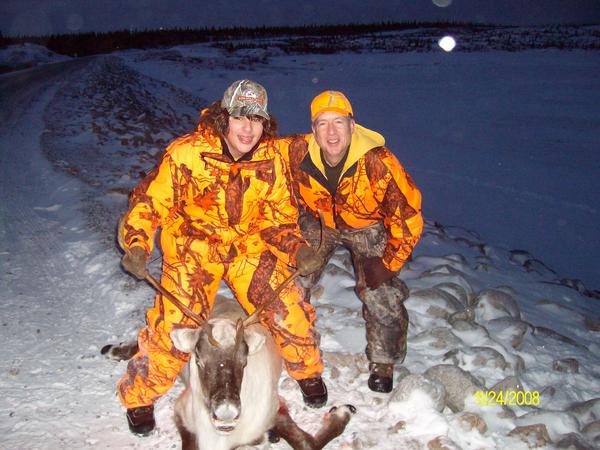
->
xmin=474 ymin=390 xmax=540 ymax=406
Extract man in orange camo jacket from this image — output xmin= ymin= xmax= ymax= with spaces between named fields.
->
xmin=279 ymin=90 xmax=423 ymax=393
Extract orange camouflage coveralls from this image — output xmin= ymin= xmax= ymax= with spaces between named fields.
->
xmin=118 ymin=128 xmax=323 ymax=409
xmin=277 ymin=124 xmax=423 ymax=365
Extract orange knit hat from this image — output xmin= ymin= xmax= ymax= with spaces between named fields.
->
xmin=310 ymin=90 xmax=353 ymax=122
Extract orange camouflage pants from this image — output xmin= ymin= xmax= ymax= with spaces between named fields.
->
xmin=118 ymin=235 xmax=323 ymax=409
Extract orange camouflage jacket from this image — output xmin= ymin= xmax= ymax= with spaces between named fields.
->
xmin=123 ymin=128 xmax=305 ymax=266
xmin=278 ymin=124 xmax=423 ymax=272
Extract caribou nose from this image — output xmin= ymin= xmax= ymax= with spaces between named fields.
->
xmin=213 ymin=401 xmax=240 ymax=424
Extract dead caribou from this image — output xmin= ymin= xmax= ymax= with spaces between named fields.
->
xmin=104 ymin=294 xmax=355 ymax=450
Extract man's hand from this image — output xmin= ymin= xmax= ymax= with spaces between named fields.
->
xmin=299 ymin=225 xmax=340 ymax=247
xmin=295 ymin=244 xmax=324 ymax=276
xmin=321 ymin=226 xmax=341 ymax=244
xmin=121 ymin=246 xmax=149 ymax=280
xmin=362 ymin=256 xmax=396 ymax=290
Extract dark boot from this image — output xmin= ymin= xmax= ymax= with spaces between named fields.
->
xmin=368 ymin=363 xmax=394 ymax=393
xmin=297 ymin=377 xmax=328 ymax=408
xmin=126 ymin=405 xmax=155 ymax=436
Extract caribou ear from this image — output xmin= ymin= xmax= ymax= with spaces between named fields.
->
xmin=245 ymin=329 xmax=266 ymax=355
xmin=171 ymin=328 xmax=201 ymax=353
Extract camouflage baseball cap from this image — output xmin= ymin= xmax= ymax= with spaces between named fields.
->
xmin=221 ymin=79 xmax=269 ymax=120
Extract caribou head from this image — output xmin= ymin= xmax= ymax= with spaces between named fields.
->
xmin=171 ymin=318 xmax=268 ymax=434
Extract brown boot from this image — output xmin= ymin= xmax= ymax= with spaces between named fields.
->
xmin=368 ymin=363 xmax=394 ymax=393
xmin=126 ymin=405 xmax=155 ymax=436
xmin=297 ymin=377 xmax=328 ymax=408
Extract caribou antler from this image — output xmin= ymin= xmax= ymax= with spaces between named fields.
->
xmin=242 ymin=272 xmax=301 ymax=328
xmin=203 ymin=318 xmax=245 ymax=350
xmin=234 ymin=318 xmax=245 ymax=351
xmin=202 ymin=323 xmax=221 ymax=347
xmin=243 ymin=211 xmax=326 ymax=328
xmin=117 ymin=213 xmax=207 ymax=328
xmin=117 ymin=213 xmax=127 ymax=252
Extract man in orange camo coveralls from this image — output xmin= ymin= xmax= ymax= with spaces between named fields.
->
xmin=118 ymin=80 xmax=327 ymax=436
xmin=279 ymin=91 xmax=423 ymax=394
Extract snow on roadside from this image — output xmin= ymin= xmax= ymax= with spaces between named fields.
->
xmin=0 ymin=43 xmax=71 ymax=72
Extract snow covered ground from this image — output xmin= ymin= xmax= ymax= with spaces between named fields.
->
xmin=1 ymin=37 xmax=599 ymax=449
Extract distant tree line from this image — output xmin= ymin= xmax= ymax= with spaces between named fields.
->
xmin=1 ymin=21 xmax=598 ymax=57
xmin=0 ymin=21 xmax=483 ymax=56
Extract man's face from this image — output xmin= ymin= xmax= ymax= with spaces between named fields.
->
xmin=312 ymin=111 xmax=354 ymax=167
xmin=224 ymin=115 xmax=264 ymax=159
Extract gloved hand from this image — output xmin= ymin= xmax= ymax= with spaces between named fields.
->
xmin=295 ymin=244 xmax=324 ymax=276
xmin=298 ymin=224 xmax=340 ymax=247
xmin=121 ymin=246 xmax=149 ymax=280
xmin=362 ymin=256 xmax=396 ymax=290
xmin=321 ymin=226 xmax=341 ymax=244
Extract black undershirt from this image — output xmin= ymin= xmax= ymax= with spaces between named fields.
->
xmin=220 ymin=137 xmax=259 ymax=162
xmin=321 ymin=148 xmax=349 ymax=195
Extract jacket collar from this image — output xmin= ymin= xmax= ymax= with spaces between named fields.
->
xmin=195 ymin=127 xmax=264 ymax=163
xmin=220 ymin=137 xmax=260 ymax=162
xmin=306 ymin=123 xmax=385 ymax=178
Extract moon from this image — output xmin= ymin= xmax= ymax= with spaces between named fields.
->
xmin=438 ymin=36 xmax=457 ymax=52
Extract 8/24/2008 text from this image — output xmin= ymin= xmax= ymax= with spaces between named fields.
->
xmin=474 ymin=390 xmax=540 ymax=406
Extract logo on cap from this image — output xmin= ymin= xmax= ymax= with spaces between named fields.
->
xmin=221 ymin=80 xmax=269 ymax=120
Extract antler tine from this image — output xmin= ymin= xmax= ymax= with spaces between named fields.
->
xmin=242 ymin=271 xmax=301 ymax=328
xmin=205 ymin=319 xmax=244 ymax=350
xmin=203 ymin=322 xmax=221 ymax=348
xmin=144 ymin=275 xmax=207 ymax=327
xmin=242 ymin=210 xmax=327 ymax=328
xmin=234 ymin=318 xmax=245 ymax=351
xmin=117 ymin=213 xmax=127 ymax=252
xmin=317 ymin=210 xmax=325 ymax=254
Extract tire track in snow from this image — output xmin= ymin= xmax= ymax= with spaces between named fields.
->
xmin=0 ymin=60 xmax=90 ymax=296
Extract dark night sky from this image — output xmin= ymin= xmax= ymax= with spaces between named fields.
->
xmin=2 ymin=0 xmax=600 ymax=37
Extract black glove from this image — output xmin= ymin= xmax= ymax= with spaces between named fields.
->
xmin=363 ymin=256 xmax=396 ymax=290
xmin=121 ymin=246 xmax=149 ymax=280
xmin=295 ymin=244 xmax=324 ymax=276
